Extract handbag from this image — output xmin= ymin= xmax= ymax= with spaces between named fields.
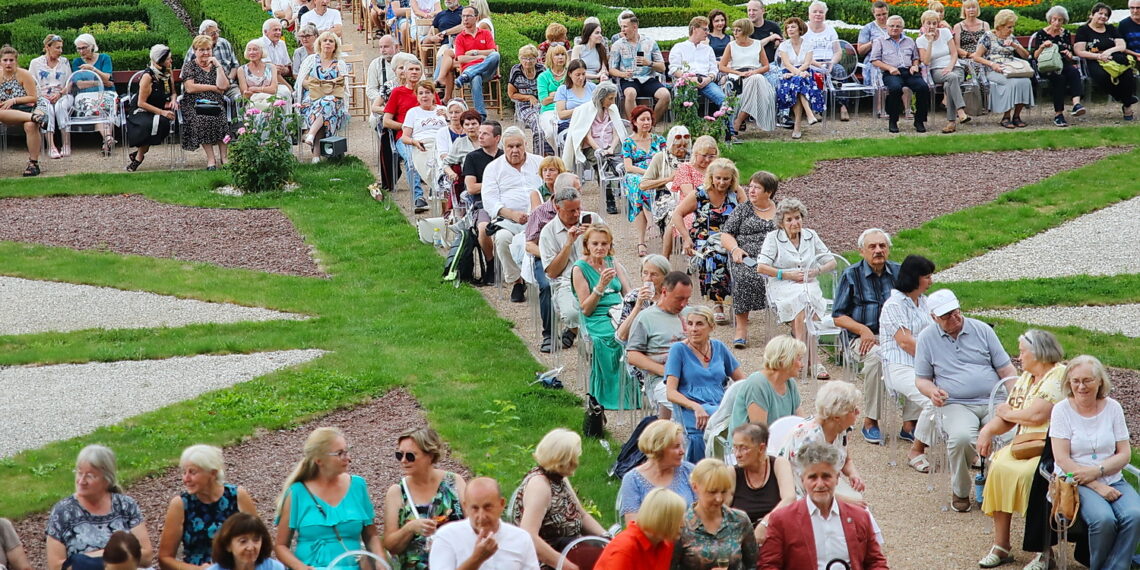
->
xmin=1009 ymin=431 xmax=1047 ymax=460
xmin=1001 ymin=58 xmax=1035 ymax=78
xmin=1048 ymin=473 xmax=1080 ymax=531
xmin=1037 ymin=44 xmax=1063 ymax=74
xmin=194 ymin=98 xmax=223 ymax=116
xmin=304 ymin=74 xmax=347 ymax=99
xmin=583 ymin=393 xmax=607 ymax=438
xmin=1100 ymin=53 xmax=1139 ymax=83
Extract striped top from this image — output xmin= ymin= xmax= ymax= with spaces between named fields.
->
xmin=878 ymin=289 xmax=933 ymax=367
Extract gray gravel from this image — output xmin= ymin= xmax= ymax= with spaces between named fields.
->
xmin=0 ymin=276 xmax=308 ymax=336
xmin=974 ymin=304 xmax=1140 ymax=338
xmin=0 ymin=349 xmax=326 ymax=458
xmin=937 ymin=195 xmax=1140 ymax=282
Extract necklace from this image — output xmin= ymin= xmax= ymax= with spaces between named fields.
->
xmin=754 ymin=202 xmax=773 ymax=212
xmin=688 ymin=340 xmax=712 ymax=363
xmin=745 ymin=459 xmax=770 ymax=489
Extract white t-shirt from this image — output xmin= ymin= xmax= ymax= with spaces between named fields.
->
xmin=802 ymin=25 xmax=838 ymax=62
xmin=1050 ymin=398 xmax=1129 ymax=485
xmin=917 ymin=28 xmax=955 ymax=70
xmin=428 ymin=520 xmax=539 ymax=570
xmin=403 ymin=105 xmax=448 ymax=143
xmin=271 ymin=0 xmax=294 ymax=16
xmin=301 ymin=8 xmax=342 ymax=33
xmin=778 ymin=40 xmax=810 ymax=68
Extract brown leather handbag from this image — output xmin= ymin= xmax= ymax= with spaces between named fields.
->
xmin=1049 ymin=473 xmax=1080 ymax=530
xmin=1009 ymin=431 xmax=1047 ymax=460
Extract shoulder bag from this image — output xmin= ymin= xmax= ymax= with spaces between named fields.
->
xmin=583 ymin=393 xmax=607 ymax=438
xmin=1048 ymin=473 xmax=1080 ymax=531
xmin=1036 ymin=44 xmax=1063 ymax=74
xmin=1009 ymin=431 xmax=1047 ymax=460
xmin=1001 ymin=58 xmax=1035 ymax=78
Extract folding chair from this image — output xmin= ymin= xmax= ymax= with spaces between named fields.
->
xmin=802 ymin=252 xmax=854 ymax=382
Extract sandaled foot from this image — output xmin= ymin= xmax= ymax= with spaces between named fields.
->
xmin=61 ymin=144 xmax=71 ymax=157
xmin=49 ymin=147 xmax=62 ymax=159
xmin=101 ymin=136 xmax=115 ymax=156
xmin=1022 ymin=552 xmax=1050 ymax=570
xmin=714 ymin=305 xmax=729 ymax=325
xmin=1000 ymin=118 xmax=1015 ymax=129
xmin=958 ymin=114 xmax=971 ymax=124
xmin=30 ymin=109 xmax=48 ymax=130
xmin=979 ymin=545 xmax=1014 ymax=568
xmin=637 ymin=243 xmax=648 ymax=257
xmin=908 ymin=453 xmax=931 ymax=473
xmin=815 ymin=364 xmax=830 ymax=380
xmin=23 ymin=159 xmax=40 ymax=177
xmin=126 ymin=151 xmax=143 ymax=172
xmin=1012 ymin=117 xmax=1027 ymax=128
xmin=733 ymin=338 xmax=747 ymax=349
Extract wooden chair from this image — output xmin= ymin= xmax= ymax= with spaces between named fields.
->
xmin=343 ymin=54 xmax=369 ymax=118
xmin=415 ymin=18 xmax=437 ymax=72
xmin=454 ymin=68 xmax=504 ymax=116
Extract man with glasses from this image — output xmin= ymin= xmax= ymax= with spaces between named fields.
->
xmin=669 ymin=16 xmax=726 ymax=109
xmin=914 ymin=289 xmax=1017 ymax=513
xmin=453 ymin=6 xmax=501 ymax=119
xmin=1120 ymin=0 xmax=1140 ymax=56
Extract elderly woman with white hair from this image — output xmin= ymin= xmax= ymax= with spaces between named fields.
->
xmin=562 ymin=80 xmax=627 ymax=214
xmin=46 ymin=445 xmax=153 ymax=570
xmin=756 ymin=197 xmax=834 ymax=374
xmin=1028 ymin=6 xmax=1085 ymax=127
xmin=69 ymin=33 xmax=117 ymax=155
xmin=237 ymin=39 xmax=282 ymax=112
xmin=640 ymin=125 xmax=690 ymax=252
xmin=296 ymin=31 xmax=349 ymax=162
xmin=158 ymin=444 xmax=258 ymax=569
xmin=732 ymin=335 xmax=806 ymax=431
xmin=511 ymin=428 xmax=608 ymax=569
xmin=777 ymin=380 xmax=867 ymax=498
xmin=971 ymin=8 xmax=1035 ymax=128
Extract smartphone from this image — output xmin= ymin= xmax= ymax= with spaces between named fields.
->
xmin=580 ymin=213 xmax=593 ymax=225
xmin=743 ymin=256 xmax=758 ymax=268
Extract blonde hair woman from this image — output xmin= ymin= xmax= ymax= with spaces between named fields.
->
xmin=597 ymin=488 xmax=685 ymax=568
xmin=918 ymin=9 xmax=971 ymax=133
xmin=296 ymin=31 xmax=349 ymax=161
xmin=511 ymin=428 xmax=607 ymax=568
xmin=731 ymin=335 xmax=806 ymax=431
xmin=971 ymin=9 xmax=1034 ymax=128
xmin=618 ymin=420 xmax=695 ymax=523
xmin=29 ymin=34 xmax=70 ymax=159
xmin=675 ymin=458 xmax=759 ymax=568
xmin=274 ymin=427 xmax=383 ymax=569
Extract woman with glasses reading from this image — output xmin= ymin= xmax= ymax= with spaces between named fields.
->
xmin=274 ymin=427 xmax=383 ymax=570
xmin=382 ymin=427 xmax=467 ymax=570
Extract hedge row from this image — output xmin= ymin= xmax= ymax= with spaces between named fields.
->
xmin=200 ymin=0 xmax=296 ymax=55
xmin=769 ymin=0 xmax=1105 ymax=29
xmin=0 ymin=0 xmax=121 ymax=22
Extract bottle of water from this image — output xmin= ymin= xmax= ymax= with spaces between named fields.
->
xmin=433 ymin=227 xmax=443 ymax=248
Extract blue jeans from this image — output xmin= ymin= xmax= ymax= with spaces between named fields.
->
xmin=394 ymin=137 xmax=424 ymax=200
xmin=1079 ymin=479 xmax=1140 ymax=570
xmin=460 ymin=51 xmax=501 ymax=116
xmin=698 ymin=80 xmax=726 ymax=108
xmin=533 ymin=257 xmax=552 ymax=341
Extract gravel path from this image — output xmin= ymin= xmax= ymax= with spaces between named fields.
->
xmin=0 ymin=349 xmax=327 ymax=458
xmin=974 ymin=304 xmax=1140 ymax=338
xmin=11 ymin=389 xmax=469 ymax=569
xmin=936 ymin=195 xmax=1140 ymax=282
xmin=0 ymin=195 xmax=326 ymax=278
xmin=0 ymin=276 xmax=308 ymax=336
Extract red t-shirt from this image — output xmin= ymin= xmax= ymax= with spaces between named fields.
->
xmin=454 ymin=28 xmax=497 ymax=71
xmin=383 ymin=86 xmax=440 ymax=139
xmin=594 ymin=521 xmax=674 ymax=570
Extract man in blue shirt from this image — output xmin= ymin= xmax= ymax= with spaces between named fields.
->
xmin=869 ymin=15 xmax=930 ymax=133
xmin=1120 ymin=0 xmax=1140 ymax=57
xmin=833 ymin=229 xmax=899 ymax=445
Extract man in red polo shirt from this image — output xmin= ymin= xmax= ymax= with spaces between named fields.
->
xmin=453 ymin=5 xmax=500 ymax=119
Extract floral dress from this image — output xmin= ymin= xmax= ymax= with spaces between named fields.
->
xmin=622 ymin=133 xmax=666 ymax=222
xmin=0 ymin=77 xmax=50 ymax=118
xmin=691 ymin=188 xmax=738 ymax=303
xmin=673 ymin=504 xmax=759 ymax=570
xmin=775 ymin=41 xmax=826 ymax=114
xmin=302 ymin=59 xmax=349 ymax=134
xmin=179 ymin=58 xmax=230 ymax=149
xmin=722 ymin=202 xmax=775 ymax=314
xmin=180 ymin=484 xmax=240 ymax=565
xmin=394 ymin=472 xmax=465 ymax=570
xmin=509 ymin=467 xmax=583 ymax=557
xmin=509 ymin=63 xmax=545 ymax=153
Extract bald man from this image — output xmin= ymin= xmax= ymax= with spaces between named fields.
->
xmin=429 ymin=477 xmax=539 ymax=569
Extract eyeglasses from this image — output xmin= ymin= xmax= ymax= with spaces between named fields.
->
xmin=395 ymin=451 xmax=417 ymax=462
xmin=1069 ymin=378 xmax=1099 ymax=386
xmin=672 ymin=133 xmax=691 ymax=140
xmin=326 ymin=448 xmax=351 ymax=458
xmin=76 ymin=45 xmax=92 ymax=50
xmin=75 ymin=471 xmax=102 ymax=482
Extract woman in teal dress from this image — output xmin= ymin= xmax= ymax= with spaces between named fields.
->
xmin=382 ymin=427 xmax=467 ymax=570
xmin=274 ymin=427 xmax=383 ymax=569
xmin=571 ymin=224 xmax=641 ymax=411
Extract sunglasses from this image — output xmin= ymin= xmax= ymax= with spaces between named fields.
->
xmin=672 ymin=133 xmax=692 ymax=140
xmin=395 ymin=451 xmax=417 ymax=462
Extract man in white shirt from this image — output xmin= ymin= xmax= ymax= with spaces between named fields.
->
xmin=366 ymin=34 xmax=401 ymax=122
xmin=758 ymin=441 xmax=889 ymax=569
xmin=480 ymin=126 xmax=542 ymax=303
xmin=301 ymin=0 xmax=343 ymax=37
xmin=668 ymin=16 xmax=726 ymax=108
xmin=260 ymin=18 xmax=295 ymax=98
xmin=429 ymin=477 xmax=540 ymax=570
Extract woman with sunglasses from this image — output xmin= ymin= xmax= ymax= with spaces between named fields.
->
xmin=383 ymin=427 xmax=467 ymax=570
xmin=274 ymin=427 xmax=383 ymax=570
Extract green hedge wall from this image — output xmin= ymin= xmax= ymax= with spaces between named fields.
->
xmin=769 ymin=0 xmax=1107 ymax=29
xmin=200 ymin=0 xmax=275 ymax=53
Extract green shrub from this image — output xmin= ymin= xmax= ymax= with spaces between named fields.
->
xmin=200 ymin=0 xmax=272 ymax=54
xmin=0 ymin=0 xmax=122 ymax=21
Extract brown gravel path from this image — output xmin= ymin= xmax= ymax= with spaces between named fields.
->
xmin=12 ymin=389 xmax=469 ymax=569
xmin=0 ymin=194 xmax=326 ymax=277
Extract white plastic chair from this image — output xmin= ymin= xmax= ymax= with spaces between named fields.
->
xmin=826 ymin=40 xmax=876 ymax=122
xmin=322 ymin=549 xmax=392 ymax=569
xmin=802 ymin=252 xmax=854 ymax=381
xmin=704 ymin=378 xmax=749 ymax=465
xmin=66 ymin=69 xmax=118 ymax=154
xmin=987 ymin=375 xmax=1020 ymax=454
xmin=767 ymin=415 xmax=805 ymax=456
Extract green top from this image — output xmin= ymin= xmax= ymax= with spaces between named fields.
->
xmin=537 ymin=68 xmax=565 ymax=113
xmin=731 ymin=371 xmax=801 ymax=433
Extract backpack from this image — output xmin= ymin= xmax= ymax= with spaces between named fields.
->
xmin=609 ymin=414 xmax=658 ymax=480
xmin=442 ymin=225 xmax=486 ymax=285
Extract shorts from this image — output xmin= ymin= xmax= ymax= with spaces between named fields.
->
xmin=619 ymin=78 xmax=667 ymax=100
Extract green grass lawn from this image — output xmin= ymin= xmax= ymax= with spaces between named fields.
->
xmin=1 ymin=125 xmax=1138 ymax=518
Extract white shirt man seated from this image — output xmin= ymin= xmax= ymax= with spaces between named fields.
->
xmin=668 ymin=16 xmax=725 ymax=108
xmin=429 ymin=477 xmax=540 ymax=570
xmin=301 ymin=0 xmax=343 ymax=36
xmin=480 ymin=126 xmax=542 ymax=303
xmin=366 ymin=35 xmax=400 ymax=128
xmin=260 ymin=18 xmax=295 ymax=100
xmin=914 ymin=288 xmax=1017 ymax=513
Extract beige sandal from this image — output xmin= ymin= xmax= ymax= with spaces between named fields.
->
xmin=979 ymin=545 xmax=1014 ymax=568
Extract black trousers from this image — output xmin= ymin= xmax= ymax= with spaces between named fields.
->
xmin=1042 ymin=65 xmax=1084 ymax=112
xmin=882 ymin=69 xmax=930 ymax=122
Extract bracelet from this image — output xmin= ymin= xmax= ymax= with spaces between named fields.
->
xmin=593 ymin=287 xmax=604 ymax=295
xmin=776 ymin=269 xmax=783 ymax=281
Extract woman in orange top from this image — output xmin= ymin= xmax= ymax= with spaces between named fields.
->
xmin=595 ymin=488 xmax=685 ymax=569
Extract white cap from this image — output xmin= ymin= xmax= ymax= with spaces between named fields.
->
xmin=928 ymin=289 xmax=960 ymax=317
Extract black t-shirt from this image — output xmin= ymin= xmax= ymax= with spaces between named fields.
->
xmin=1076 ymin=23 xmax=1121 ymax=55
xmin=1029 ymin=28 xmax=1076 ymax=65
xmin=1118 ymin=18 xmax=1140 ymax=53
xmin=433 ymin=7 xmax=463 ymax=44
xmin=461 ymin=148 xmax=502 ymax=184
xmin=733 ymin=462 xmax=782 ymax=525
xmin=751 ymin=20 xmax=783 ymax=64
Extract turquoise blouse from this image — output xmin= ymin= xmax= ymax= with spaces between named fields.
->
xmin=284 ymin=475 xmax=375 ymax=569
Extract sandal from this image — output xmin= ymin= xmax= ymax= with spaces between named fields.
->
xmin=732 ymin=338 xmax=747 ymax=349
xmin=101 ymin=136 xmax=115 ymax=156
xmin=979 ymin=545 xmax=1014 ymax=568
xmin=713 ymin=305 xmax=729 ymax=325
xmin=1012 ymin=117 xmax=1027 ymax=128
xmin=815 ymin=364 xmax=830 ymax=380
xmin=958 ymin=115 xmax=972 ymax=124
xmin=126 ymin=151 xmax=143 ymax=172
xmin=30 ymin=109 xmax=48 ymax=130
xmin=23 ymin=159 xmax=40 ymax=177
xmin=1000 ymin=118 xmax=1015 ymax=129
xmin=908 ymin=453 xmax=931 ymax=474
xmin=1022 ymin=552 xmax=1050 ymax=570
xmin=637 ymin=243 xmax=648 ymax=257
xmin=49 ymin=147 xmax=62 ymax=160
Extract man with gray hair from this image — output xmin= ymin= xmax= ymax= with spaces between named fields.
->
xmin=915 ymin=288 xmax=1017 ymax=513
xmin=480 ymin=126 xmax=542 ymax=303
xmin=539 ymin=173 xmax=602 ymax=347
xmin=832 ymin=228 xmax=899 ymax=445
xmin=759 ymin=441 xmax=888 ymax=569
xmin=260 ymin=18 xmax=295 ymax=95
xmin=870 ymin=15 xmax=929 ymax=133
xmin=186 ymin=20 xmax=240 ymax=98
xmin=525 ymin=174 xmax=590 ymax=352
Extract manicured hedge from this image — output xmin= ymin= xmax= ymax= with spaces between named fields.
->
xmin=770 ymin=0 xmax=1105 ymax=29
xmin=0 ymin=0 xmax=122 ymax=21
xmin=200 ymin=0 xmax=273 ymax=53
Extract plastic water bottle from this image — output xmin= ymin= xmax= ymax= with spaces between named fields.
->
xmin=433 ymin=227 xmax=443 ymax=248
xmin=975 ymin=472 xmax=986 ymax=509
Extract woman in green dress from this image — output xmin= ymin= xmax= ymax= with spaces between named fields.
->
xmin=571 ymin=224 xmax=641 ymax=411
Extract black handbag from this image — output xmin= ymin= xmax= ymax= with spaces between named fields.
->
xmin=194 ymin=98 xmax=223 ymax=116
xmin=583 ymin=394 xmax=606 ymax=438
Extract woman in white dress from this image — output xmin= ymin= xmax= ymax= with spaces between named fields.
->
xmin=720 ymin=18 xmax=775 ymax=134
xmin=756 ymin=198 xmax=834 ymax=377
